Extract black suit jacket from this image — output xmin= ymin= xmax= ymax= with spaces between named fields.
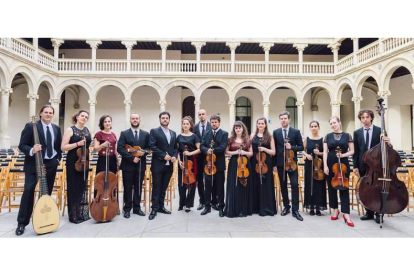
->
xmin=194 ymin=121 xmax=212 ymax=140
xmin=117 ymin=129 xmax=150 ymax=171
xmin=149 ymin=127 xmax=178 ymax=173
xmin=273 ymin=127 xmax=303 ymax=167
xmin=18 ymin=120 xmax=62 ymax=174
xmin=200 ymin=128 xmax=228 ymax=172
xmin=353 ymin=125 xmax=381 ymax=175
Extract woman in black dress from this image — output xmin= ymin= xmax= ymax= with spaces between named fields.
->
xmin=177 ymin=116 xmax=200 ymax=213
xmin=225 ymin=121 xmax=253 ymax=218
xmin=251 ymin=117 xmax=276 ymax=216
xmin=323 ymin=116 xmax=355 ymax=227
xmin=61 ymin=109 xmax=91 ymax=224
xmin=303 ymin=120 xmax=326 ymax=216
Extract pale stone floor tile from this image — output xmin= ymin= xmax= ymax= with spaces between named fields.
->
xmin=356 ymin=229 xmax=411 ymax=238
xmin=276 ymin=230 xmax=321 ymax=238
xmin=141 ymin=232 xmax=231 ymax=238
xmin=229 ymin=231 xmax=287 ymax=238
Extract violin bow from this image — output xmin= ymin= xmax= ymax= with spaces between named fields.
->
xmin=259 ymin=138 xmax=263 ymax=185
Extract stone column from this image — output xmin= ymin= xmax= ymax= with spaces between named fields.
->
xmin=194 ymin=99 xmax=201 ymax=118
xmin=159 ymin=99 xmax=166 ymax=112
xmin=293 ymin=43 xmax=308 ymax=74
xmin=0 ymin=87 xmax=13 ymax=148
xmin=352 ymin=96 xmax=363 ymax=129
xmin=27 ymin=93 xmax=39 ymax=119
xmin=191 ymin=42 xmax=206 ymax=73
xmin=296 ymin=100 xmax=305 ymax=135
xmin=259 ymin=43 xmax=274 ymax=74
xmin=378 ymin=90 xmax=391 ymax=127
xmin=121 ymin=40 xmax=137 ymax=71
xmin=49 ymin=98 xmax=61 ymax=125
xmin=379 ymin=38 xmax=384 ymax=53
xmin=51 ymin=38 xmax=64 ymax=70
xmin=86 ymin=40 xmax=102 ymax=71
xmin=328 ymin=42 xmax=341 ymax=74
xmin=88 ymin=99 xmax=97 ymax=136
xmin=352 ymin=38 xmax=359 ymax=65
xmin=226 ymin=42 xmax=240 ymax=73
xmin=124 ymin=99 xmax=132 ymax=129
xmin=331 ymin=100 xmax=341 ymax=117
xmin=229 ymin=100 xmax=236 ymax=129
xmin=262 ymin=100 xmax=270 ymax=119
xmin=157 ymin=42 xmax=171 ymax=72
xmin=33 ymin=38 xmax=39 ymax=61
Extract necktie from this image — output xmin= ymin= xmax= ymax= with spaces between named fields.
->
xmin=364 ymin=128 xmax=370 ymax=151
xmin=46 ymin=126 xmax=53 ymax=158
xmin=213 ymin=130 xmax=216 ymax=141
xmin=283 ymin=129 xmax=287 ymax=141
xmin=134 ymin=130 xmax=138 ymax=142
xmin=201 ymin=125 xmax=205 ymax=137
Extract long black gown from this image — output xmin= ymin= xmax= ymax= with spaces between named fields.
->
xmin=251 ymin=136 xmax=277 ymax=216
xmin=66 ymin=126 xmax=91 ymax=224
xmin=225 ymin=140 xmax=252 ymax=218
xmin=304 ymin=137 xmax=327 ymax=211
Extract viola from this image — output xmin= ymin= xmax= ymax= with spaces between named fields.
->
xmin=75 ymin=135 xmax=89 ymax=181
xmin=357 ymin=97 xmax=409 ymax=227
xmin=204 ymin=140 xmax=217 ymax=176
xmin=331 ymin=147 xmax=349 ymax=190
xmin=312 ymin=144 xmax=324 ymax=181
xmin=284 ymin=137 xmax=297 ymax=177
xmin=182 ymin=145 xmax=196 ymax=185
xmin=255 ymin=139 xmax=268 ymax=185
xmin=237 ymin=145 xmax=249 ymax=187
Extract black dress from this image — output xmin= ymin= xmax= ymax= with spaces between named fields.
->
xmin=177 ymin=133 xmax=200 ymax=209
xmin=225 ymin=140 xmax=253 ymax=218
xmin=251 ymin=136 xmax=276 ymax=216
xmin=324 ymin=132 xmax=353 ymax=214
xmin=66 ymin=126 xmax=91 ymax=223
xmin=304 ymin=137 xmax=327 ymax=211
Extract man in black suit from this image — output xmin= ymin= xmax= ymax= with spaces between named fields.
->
xmin=117 ymin=113 xmax=150 ymax=218
xmin=200 ymin=114 xmax=228 ymax=217
xmin=353 ymin=109 xmax=391 ymax=224
xmin=273 ymin=111 xmax=304 ymax=221
xmin=148 ymin=111 xmax=178 ymax=220
xmin=193 ymin=109 xmax=212 ymax=210
xmin=16 ymin=105 xmax=62 ymax=236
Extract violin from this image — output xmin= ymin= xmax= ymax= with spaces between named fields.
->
xmin=90 ymin=138 xmax=119 ymax=222
xmin=255 ymin=139 xmax=268 ymax=185
xmin=312 ymin=144 xmax=324 ymax=181
xmin=331 ymin=147 xmax=349 ymax=190
xmin=204 ymin=140 xmax=217 ymax=176
xmin=75 ymin=135 xmax=89 ymax=181
xmin=283 ymin=137 xmax=297 ymax=181
xmin=237 ymin=145 xmax=249 ymax=187
xmin=357 ymin=97 xmax=409 ymax=227
xmin=182 ymin=145 xmax=196 ymax=185
xmin=125 ymin=144 xmax=151 ymax=160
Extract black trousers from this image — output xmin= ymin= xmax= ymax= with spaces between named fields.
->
xmin=122 ymin=167 xmax=145 ymax=212
xmin=327 ymin=177 xmax=350 ymax=214
xmin=151 ymin=165 xmax=173 ymax=212
xmin=178 ymin=167 xmax=196 ymax=208
xmin=204 ymin=171 xmax=225 ymax=208
xmin=277 ymin=166 xmax=299 ymax=211
xmin=196 ymin=156 xmax=206 ymax=204
xmin=17 ymin=158 xmax=59 ymax=226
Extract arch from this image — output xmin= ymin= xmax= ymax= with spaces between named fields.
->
xmin=0 ymin=56 xmax=10 ymax=87
xmin=267 ymin=81 xmax=301 ymax=102
xmin=10 ymin=65 xmax=37 ymax=95
xmin=231 ymin=81 xmax=266 ymax=101
xmin=300 ymin=81 xmax=334 ymax=101
xmin=354 ymin=69 xmax=380 ymax=98
xmin=128 ymin=80 xmax=162 ymax=100
xmin=198 ymin=80 xmax=232 ymax=100
xmin=92 ymin=79 xmax=127 ymax=100
xmin=56 ymin=79 xmax=92 ymax=99
xmin=37 ymin=75 xmax=56 ymax=99
xmin=163 ymin=80 xmax=197 ymax=99
xmin=380 ymin=58 xmax=414 ymax=92
xmin=335 ymin=77 xmax=355 ymax=101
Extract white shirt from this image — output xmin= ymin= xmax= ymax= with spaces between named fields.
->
xmin=282 ymin=126 xmax=290 ymax=139
xmin=162 ymin=127 xmax=172 ymax=165
xmin=363 ymin=126 xmax=374 ymax=149
xmin=30 ymin=120 xmax=56 ymax=159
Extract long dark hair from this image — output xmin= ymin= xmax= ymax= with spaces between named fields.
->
xmin=229 ymin=121 xmax=250 ymax=147
xmin=71 ymin=109 xmax=89 ymax=124
xmin=254 ymin=117 xmax=272 ymax=145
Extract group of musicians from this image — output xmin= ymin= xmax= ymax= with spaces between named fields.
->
xmin=14 ymin=104 xmax=389 ymax=236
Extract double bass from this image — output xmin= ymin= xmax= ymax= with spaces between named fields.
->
xmin=90 ymin=138 xmax=119 ymax=222
xmin=236 ymin=145 xmax=249 ymax=187
xmin=356 ymin=97 xmax=409 ymax=228
xmin=255 ymin=139 xmax=268 ymax=185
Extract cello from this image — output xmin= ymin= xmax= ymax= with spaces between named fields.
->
xmin=356 ymin=97 xmax=409 ymax=228
xmin=236 ymin=145 xmax=249 ymax=187
xmin=90 ymin=138 xmax=119 ymax=222
xmin=255 ymin=139 xmax=268 ymax=185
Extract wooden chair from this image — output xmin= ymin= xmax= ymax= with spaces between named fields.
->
xmin=273 ymin=172 xmax=283 ymax=212
xmin=0 ymin=168 xmax=24 ymax=213
xmin=349 ymin=172 xmax=364 ymax=216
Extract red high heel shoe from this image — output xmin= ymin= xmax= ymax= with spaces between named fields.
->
xmin=343 ymin=214 xmax=354 ymax=227
xmin=331 ymin=210 xmax=340 ymax=220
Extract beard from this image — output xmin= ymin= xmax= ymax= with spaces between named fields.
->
xmin=130 ymin=122 xmax=140 ymax=128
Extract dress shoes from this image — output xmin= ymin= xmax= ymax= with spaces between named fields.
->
xmin=133 ymin=209 xmax=146 ymax=216
xmin=158 ymin=207 xmax=172 ymax=214
xmin=149 ymin=210 xmax=157 ymax=220
xmin=292 ymin=210 xmax=304 ymax=221
xmin=178 ymin=206 xmax=183 ymax=211
xmin=15 ymin=224 xmax=25 ymax=236
xmin=211 ymin=204 xmax=218 ymax=211
xmin=281 ymin=207 xmax=291 ymax=216
xmin=360 ymin=213 xmax=374 ymax=221
xmin=218 ymin=207 xmax=225 ymax=217
xmin=315 ymin=210 xmax=322 ymax=216
xmin=185 ymin=208 xmax=191 ymax=213
xmin=309 ymin=209 xmax=315 ymax=216
xmin=201 ymin=207 xmax=211 ymax=215
xmin=375 ymin=215 xmax=382 ymax=224
xmin=197 ymin=204 xmax=205 ymax=211
xmin=123 ymin=211 xmax=131 ymax=219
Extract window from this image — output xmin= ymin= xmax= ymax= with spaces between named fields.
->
xmin=285 ymin=97 xmax=297 ymax=128
xmin=236 ymin=96 xmax=252 ymax=133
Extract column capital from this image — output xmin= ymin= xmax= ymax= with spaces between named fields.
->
xmin=228 ymin=100 xmax=236 ymax=106
xmin=293 ymin=43 xmax=308 ymax=52
xmin=121 ymin=40 xmax=137 ymax=49
xmin=159 ymin=99 xmax=167 ymax=106
xmin=49 ymin=98 xmax=61 ymax=105
xmin=51 ymin=38 xmax=64 ymax=48
xmin=259 ymin=42 xmax=274 ymax=52
xmin=27 ymin=94 xmax=39 ymax=100
xmin=156 ymin=41 xmax=172 ymax=50
xmin=124 ymin=99 xmax=132 ymax=106
xmin=351 ymin=38 xmax=359 ymax=42
xmin=378 ymin=90 xmax=391 ymax=99
xmin=327 ymin=42 xmax=341 ymax=52
xmin=330 ymin=100 xmax=341 ymax=107
xmin=1 ymin=87 xmax=13 ymax=95
xmin=226 ymin=42 xmax=241 ymax=51
xmin=296 ymin=100 xmax=305 ymax=107
xmin=86 ymin=40 xmax=102 ymax=49
xmin=262 ymin=100 xmax=270 ymax=107
xmin=351 ymin=96 xmax=363 ymax=104
xmin=194 ymin=99 xmax=201 ymax=106
xmin=88 ymin=99 xmax=97 ymax=106
xmin=191 ymin=42 xmax=206 ymax=51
